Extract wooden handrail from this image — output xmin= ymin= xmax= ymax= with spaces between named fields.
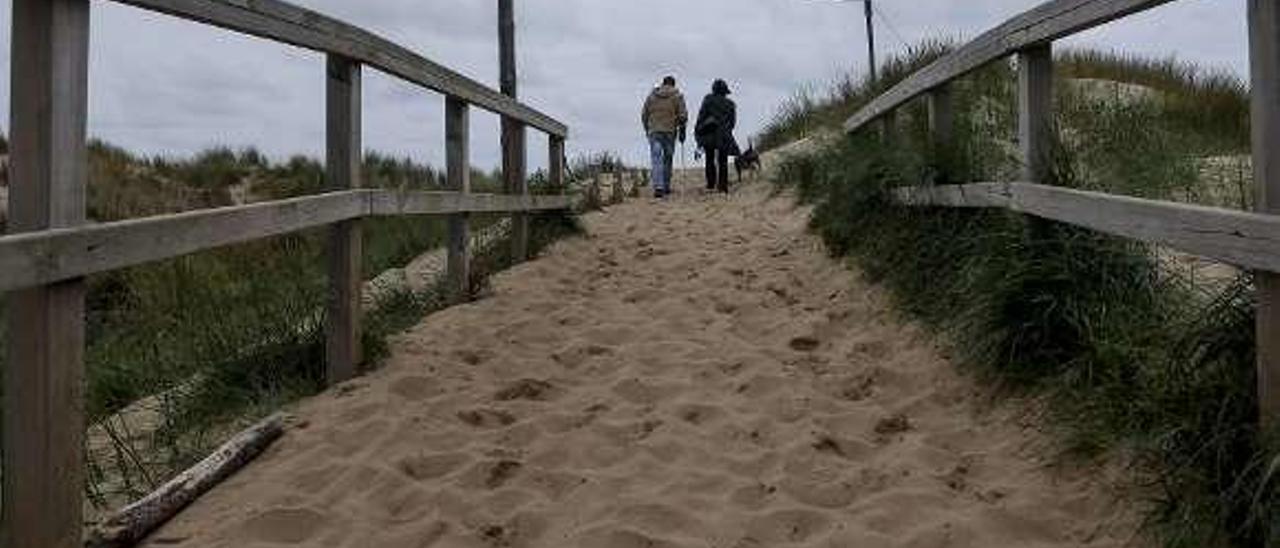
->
xmin=110 ymin=0 xmax=568 ymax=137
xmin=0 ymin=190 xmax=572 ymax=293
xmin=848 ymin=0 xmax=1280 ymax=423
xmin=895 ymin=182 xmax=1280 ymax=273
xmin=844 ymin=0 xmax=1176 ymax=134
xmin=5 ymin=1 xmax=572 ymax=543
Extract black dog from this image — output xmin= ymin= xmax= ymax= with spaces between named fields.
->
xmin=735 ymin=140 xmax=761 ymax=183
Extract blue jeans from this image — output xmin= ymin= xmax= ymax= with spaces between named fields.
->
xmin=648 ymin=132 xmax=676 ymax=195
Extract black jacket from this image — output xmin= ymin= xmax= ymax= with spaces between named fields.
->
xmin=695 ymin=93 xmax=738 ymax=155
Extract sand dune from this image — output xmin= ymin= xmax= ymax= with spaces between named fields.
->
xmin=141 ymin=171 xmax=1144 ymax=548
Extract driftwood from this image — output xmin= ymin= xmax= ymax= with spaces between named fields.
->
xmin=85 ymin=414 xmax=288 ymax=548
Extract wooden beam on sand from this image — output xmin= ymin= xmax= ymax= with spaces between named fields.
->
xmin=84 ymin=414 xmax=287 ymax=548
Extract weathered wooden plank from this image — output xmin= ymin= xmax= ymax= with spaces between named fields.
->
xmin=1018 ymin=44 xmax=1054 ymax=183
xmin=1251 ymin=0 xmax=1280 ymax=423
xmin=844 ymin=0 xmax=1177 ymax=134
xmin=0 ymin=192 xmax=362 ymax=293
xmin=109 ymin=0 xmax=567 ymax=137
xmin=446 ymin=96 xmax=471 ymax=298
xmin=366 ymin=191 xmax=571 ymax=217
xmin=4 ymin=1 xmax=90 ymax=547
xmin=325 ymin=54 xmax=362 ymax=384
xmin=895 ymin=182 xmax=1280 ymax=274
xmin=0 ymin=191 xmax=571 ymax=293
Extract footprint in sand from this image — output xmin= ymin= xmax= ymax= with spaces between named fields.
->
xmin=850 ymin=339 xmax=891 ymax=361
xmin=788 ymin=336 xmax=821 ymax=352
xmin=827 ymin=372 xmax=878 ymax=402
xmin=457 ymin=510 xmax=546 ymax=548
xmin=676 ymin=403 xmax=726 ymax=426
xmin=520 ymin=469 xmax=587 ymax=501
xmin=611 ymin=378 xmax=673 ymax=405
xmin=455 ymin=348 xmax=494 ymax=366
xmin=241 ymin=508 xmax=328 ymax=544
xmin=551 ymin=343 xmax=614 ymax=370
xmin=287 ymin=464 xmax=347 ymax=495
xmin=368 ymin=485 xmax=433 ymax=524
xmin=575 ymin=528 xmax=685 ymax=548
xmin=779 ymin=475 xmax=860 ymax=509
xmin=614 ymin=503 xmax=706 ymax=536
xmin=729 ymin=483 xmax=779 ymax=510
xmin=338 ymin=402 xmax=384 ymax=422
xmin=735 ymin=374 xmax=788 ymax=399
xmin=381 ymin=521 xmax=450 ymax=548
xmin=494 ymin=379 xmax=560 ymax=402
xmin=873 ymin=413 xmax=913 ymax=442
xmin=389 ymin=376 xmax=445 ymax=401
xmin=457 ymin=408 xmax=518 ymax=428
xmin=810 ymin=434 xmax=873 ymax=461
xmin=459 ymin=459 xmax=523 ymax=490
xmin=396 ymin=452 xmax=471 ymax=482
xmin=740 ymin=508 xmax=833 ymax=545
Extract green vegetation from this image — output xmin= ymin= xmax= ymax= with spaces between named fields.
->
xmin=757 ymin=40 xmax=954 ymax=151
xmin=770 ymin=45 xmax=1275 ymax=546
xmin=1 ymin=139 xmax=598 ymax=511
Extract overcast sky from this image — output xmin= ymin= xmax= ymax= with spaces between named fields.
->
xmin=0 ymin=0 xmax=1248 ymax=171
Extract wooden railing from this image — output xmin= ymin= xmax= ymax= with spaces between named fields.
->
xmin=846 ymin=0 xmax=1280 ymax=423
xmin=2 ymin=0 xmax=568 ymax=545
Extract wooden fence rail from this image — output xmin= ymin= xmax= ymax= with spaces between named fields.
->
xmin=844 ymin=0 xmax=1280 ymax=425
xmin=2 ymin=0 xmax=569 ymax=545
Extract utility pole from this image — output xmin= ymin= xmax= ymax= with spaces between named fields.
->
xmin=804 ymin=0 xmax=878 ymax=83
xmin=498 ymin=0 xmax=528 ymax=260
xmin=864 ymin=0 xmax=877 ymax=82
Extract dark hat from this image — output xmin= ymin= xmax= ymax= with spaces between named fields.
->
xmin=712 ymin=79 xmax=731 ymax=96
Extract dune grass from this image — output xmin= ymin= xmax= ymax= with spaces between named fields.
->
xmin=1 ymin=142 xmax=604 ymax=511
xmin=757 ymin=40 xmax=956 ymax=151
xmin=770 ymin=44 xmax=1274 ymax=546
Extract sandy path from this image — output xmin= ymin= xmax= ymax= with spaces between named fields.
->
xmin=141 ymin=171 xmax=1142 ymax=548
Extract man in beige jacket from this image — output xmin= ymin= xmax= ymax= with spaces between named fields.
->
xmin=641 ymin=76 xmax=688 ymax=198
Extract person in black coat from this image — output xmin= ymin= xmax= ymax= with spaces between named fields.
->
xmin=695 ymin=79 xmax=739 ymax=193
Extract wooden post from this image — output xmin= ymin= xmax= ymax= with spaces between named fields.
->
xmin=927 ymin=84 xmax=955 ymax=182
xmin=446 ymin=96 xmax=471 ymax=299
xmin=880 ymin=110 xmax=897 ymax=141
xmin=613 ymin=168 xmax=625 ymax=204
xmin=1250 ymin=0 xmax=1280 ymax=425
xmin=1018 ymin=44 xmax=1054 ymax=184
xmin=549 ymin=135 xmax=565 ymax=194
xmin=590 ymin=173 xmax=601 ymax=209
xmin=4 ymin=1 xmax=90 ymax=547
xmin=499 ymin=0 xmax=529 ymax=261
xmin=325 ymin=54 xmax=362 ymax=384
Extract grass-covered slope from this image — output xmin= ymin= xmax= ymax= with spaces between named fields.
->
xmin=767 ymin=45 xmax=1275 ymax=547
xmin=0 ymin=141 xmax=595 ymax=512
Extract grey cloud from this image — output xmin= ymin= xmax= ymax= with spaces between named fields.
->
xmin=0 ymin=0 xmax=1248 ymax=169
